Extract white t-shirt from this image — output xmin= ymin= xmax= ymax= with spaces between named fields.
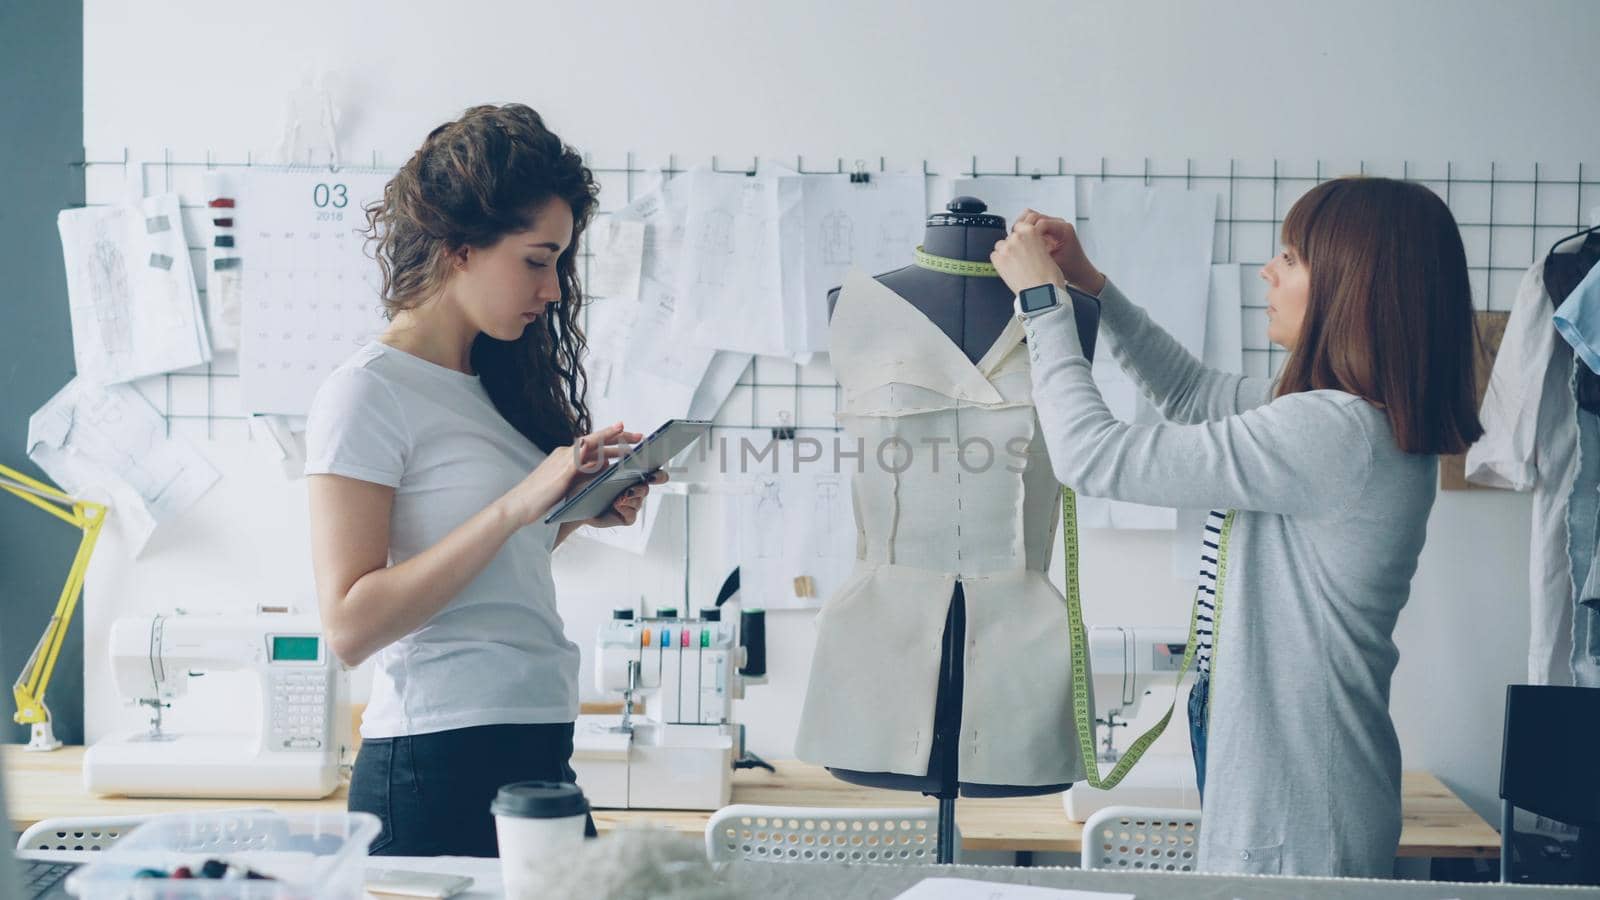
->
xmin=304 ymin=341 xmax=580 ymax=738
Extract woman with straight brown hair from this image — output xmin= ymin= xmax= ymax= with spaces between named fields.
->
xmin=990 ymin=177 xmax=1482 ymax=877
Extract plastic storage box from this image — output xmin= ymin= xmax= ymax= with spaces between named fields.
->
xmin=65 ymin=811 xmax=379 ymax=899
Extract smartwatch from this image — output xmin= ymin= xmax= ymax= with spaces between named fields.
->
xmin=1015 ymin=283 xmax=1062 ymax=319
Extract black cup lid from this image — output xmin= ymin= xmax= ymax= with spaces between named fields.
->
xmin=491 ymin=781 xmax=590 ymax=819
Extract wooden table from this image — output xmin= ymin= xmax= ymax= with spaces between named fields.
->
xmin=4 ymin=747 xmax=1499 ymax=858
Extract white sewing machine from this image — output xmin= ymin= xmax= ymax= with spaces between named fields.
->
xmin=83 ymin=610 xmax=344 ymax=799
xmin=571 ymin=612 xmax=754 ymax=810
xmin=1063 ymin=626 xmax=1201 ymax=821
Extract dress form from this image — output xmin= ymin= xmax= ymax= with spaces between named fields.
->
xmin=822 ymin=198 xmax=1075 ymax=802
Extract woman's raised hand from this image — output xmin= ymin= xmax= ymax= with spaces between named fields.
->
xmin=1013 ymin=209 xmax=1106 ymax=294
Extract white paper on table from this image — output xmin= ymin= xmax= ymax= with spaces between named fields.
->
xmin=57 ymin=193 xmax=212 ymax=386
xmin=26 ymin=378 xmax=220 ymax=556
xmin=587 ymin=217 xmax=645 ymax=301
xmin=234 ymin=168 xmax=393 ymax=416
xmin=893 ymin=878 xmax=1133 ymax=900
xmin=782 ymin=173 xmax=925 ymax=354
xmin=673 ymin=166 xmax=799 ymax=358
xmin=1173 ymin=263 xmax=1247 ymax=576
xmin=1074 ymin=182 xmax=1218 ymax=530
xmin=952 ymin=175 xmax=1077 ymax=231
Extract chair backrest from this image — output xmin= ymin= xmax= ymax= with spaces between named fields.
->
xmin=17 ymin=814 xmax=154 ymax=852
xmin=1081 ymin=805 xmax=1201 ymax=872
xmin=1501 ymin=685 xmax=1600 ymax=827
xmin=705 ymin=804 xmax=944 ymax=865
xmin=1500 ymin=684 xmax=1600 ymax=884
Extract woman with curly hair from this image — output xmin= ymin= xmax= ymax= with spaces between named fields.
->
xmin=304 ymin=104 xmax=658 ymax=855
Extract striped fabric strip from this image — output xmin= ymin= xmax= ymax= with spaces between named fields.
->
xmin=1194 ymin=509 xmax=1227 ymax=675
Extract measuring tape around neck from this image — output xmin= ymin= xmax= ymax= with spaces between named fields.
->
xmin=1061 ymin=487 xmax=1236 ymax=789
xmin=914 ymin=245 xmax=1000 ymax=278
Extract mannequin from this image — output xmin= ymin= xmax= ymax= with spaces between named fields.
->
xmin=827 ymin=197 xmax=1017 ymax=363
xmin=801 ymin=198 xmax=1101 ymax=817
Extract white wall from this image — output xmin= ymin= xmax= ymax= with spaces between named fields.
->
xmin=77 ymin=0 xmax=1600 ymax=825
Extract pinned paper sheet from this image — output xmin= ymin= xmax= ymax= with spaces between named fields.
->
xmin=57 ymin=193 xmax=212 ymax=386
xmin=783 ymin=172 xmax=925 ymax=354
xmin=720 ymin=429 xmax=856 ymax=611
xmin=234 ymin=167 xmax=393 ymax=416
xmin=587 ymin=216 xmax=646 ymax=301
xmin=27 ymin=378 xmax=220 ymax=556
xmin=1076 ymin=181 xmax=1219 ymax=530
xmin=202 ymin=171 xmax=242 ymax=351
xmin=249 ymin=414 xmax=309 ymax=480
xmin=1202 ymin=263 xmax=1245 ymax=375
xmin=951 ymin=175 xmax=1078 ymax=232
xmin=673 ymin=165 xmax=799 ymax=358
xmin=581 ymin=176 xmax=749 ymax=555
xmin=586 ymin=176 xmax=745 ymax=433
xmin=1173 ymin=263 xmax=1246 ymax=577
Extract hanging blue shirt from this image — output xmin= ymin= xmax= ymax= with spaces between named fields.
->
xmin=1553 ymin=261 xmax=1600 ymax=374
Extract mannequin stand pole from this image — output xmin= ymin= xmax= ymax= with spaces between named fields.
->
xmin=937 ymin=796 xmax=957 ymax=864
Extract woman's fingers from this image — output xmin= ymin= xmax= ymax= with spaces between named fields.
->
xmin=574 ymin=424 xmax=643 ymax=474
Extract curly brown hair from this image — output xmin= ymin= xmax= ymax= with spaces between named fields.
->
xmin=364 ymin=103 xmax=596 ymax=452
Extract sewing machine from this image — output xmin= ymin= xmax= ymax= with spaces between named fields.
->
xmin=571 ymin=611 xmax=758 ymax=810
xmin=83 ymin=610 xmax=344 ymax=799
xmin=1063 ymin=626 xmax=1201 ymax=821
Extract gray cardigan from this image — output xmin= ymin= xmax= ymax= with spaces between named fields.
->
xmin=1022 ymin=280 xmax=1437 ymax=877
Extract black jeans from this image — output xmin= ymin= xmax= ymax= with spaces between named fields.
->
xmin=1187 ymin=673 xmax=1210 ymax=804
xmin=348 ymin=722 xmax=595 ymax=857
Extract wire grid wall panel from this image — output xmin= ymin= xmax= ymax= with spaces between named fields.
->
xmin=70 ymin=150 xmax=1600 ymax=442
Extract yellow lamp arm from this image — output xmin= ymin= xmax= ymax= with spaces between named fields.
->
xmin=2 ymin=463 xmax=107 ymax=749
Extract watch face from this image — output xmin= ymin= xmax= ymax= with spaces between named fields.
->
xmin=1020 ymin=284 xmax=1057 ymax=313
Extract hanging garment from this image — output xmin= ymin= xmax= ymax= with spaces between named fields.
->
xmin=1467 ymin=245 xmax=1600 ymax=685
xmin=1550 ymin=233 xmax=1600 ymax=413
xmin=1550 ymin=242 xmax=1600 ymax=684
xmin=794 ymin=270 xmax=1088 ymax=787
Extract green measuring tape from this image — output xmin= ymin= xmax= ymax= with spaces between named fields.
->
xmin=914 ymin=245 xmax=1000 ymax=278
xmin=1061 ymin=487 xmax=1236 ymax=789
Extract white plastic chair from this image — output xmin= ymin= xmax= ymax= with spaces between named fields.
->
xmin=17 ymin=814 xmax=154 ymax=853
xmin=705 ymin=804 xmax=948 ymax=865
xmin=17 ymin=807 xmax=277 ymax=854
xmin=1080 ymin=805 xmax=1201 ymax=872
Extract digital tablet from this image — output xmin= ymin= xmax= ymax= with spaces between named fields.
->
xmin=543 ymin=419 xmax=712 ymax=525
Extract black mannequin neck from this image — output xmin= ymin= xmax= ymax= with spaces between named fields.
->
xmin=922 ymin=222 xmax=1007 ymax=262
xmin=875 ymin=222 xmax=1016 ymax=363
